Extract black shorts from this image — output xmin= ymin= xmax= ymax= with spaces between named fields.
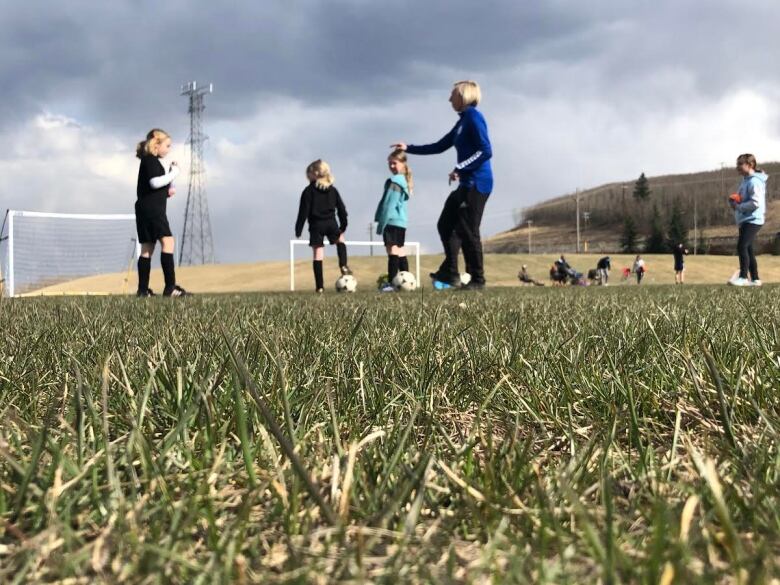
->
xmin=309 ymin=220 xmax=341 ymax=247
xmin=383 ymin=225 xmax=406 ymax=247
xmin=135 ymin=197 xmax=172 ymax=244
xmin=674 ymin=262 xmax=684 ymax=272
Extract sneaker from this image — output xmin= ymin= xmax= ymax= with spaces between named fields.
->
xmin=340 ymin=265 xmax=353 ymax=276
xmin=727 ymin=277 xmax=749 ymax=287
xmin=316 ymin=288 xmax=324 ymax=294
xmin=136 ymin=288 xmax=155 ymax=298
xmin=379 ymin=283 xmax=395 ymax=293
xmin=429 ymin=271 xmax=460 ymax=287
xmin=164 ymin=285 xmax=191 ymax=297
xmin=460 ymin=282 xmax=486 ymax=291
xmin=750 ymin=279 xmax=763 ymax=287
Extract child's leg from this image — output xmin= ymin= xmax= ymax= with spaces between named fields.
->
xmin=336 ymin=232 xmax=349 ymax=270
xmin=138 ymin=242 xmax=155 ymax=292
xmin=312 ymin=246 xmax=324 ymax=290
xmin=160 ymin=236 xmax=176 ymax=291
xmin=386 ymin=244 xmax=400 ymax=282
xmin=397 ymin=246 xmax=408 ymax=272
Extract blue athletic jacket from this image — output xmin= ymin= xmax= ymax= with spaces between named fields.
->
xmin=735 ymin=171 xmax=767 ymax=226
xmin=406 ymin=106 xmax=493 ymax=194
xmin=374 ymin=174 xmax=410 ymax=235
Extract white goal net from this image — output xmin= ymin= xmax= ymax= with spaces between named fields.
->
xmin=1 ymin=210 xmax=139 ymax=297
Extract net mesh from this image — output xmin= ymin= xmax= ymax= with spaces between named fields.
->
xmin=4 ymin=212 xmax=137 ymax=296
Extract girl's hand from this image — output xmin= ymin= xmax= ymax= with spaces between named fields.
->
xmin=448 ymin=170 xmax=459 ymax=185
xmin=168 ymin=186 xmax=176 ymax=198
xmin=390 ymin=142 xmax=407 ymax=151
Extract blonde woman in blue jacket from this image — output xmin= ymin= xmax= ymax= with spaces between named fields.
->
xmin=375 ymin=149 xmax=412 ymax=292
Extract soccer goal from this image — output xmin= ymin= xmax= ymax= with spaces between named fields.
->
xmin=0 ymin=210 xmax=140 ymax=297
xmin=289 ymin=239 xmax=421 ymax=291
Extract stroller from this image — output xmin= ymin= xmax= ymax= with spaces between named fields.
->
xmin=552 ymin=258 xmax=585 ymax=285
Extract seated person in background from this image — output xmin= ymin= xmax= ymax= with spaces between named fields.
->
xmin=518 ymin=264 xmax=544 ymax=286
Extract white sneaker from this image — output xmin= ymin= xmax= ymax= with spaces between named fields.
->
xmin=728 ymin=277 xmax=750 ymax=287
xmin=750 ymin=279 xmax=762 ymax=287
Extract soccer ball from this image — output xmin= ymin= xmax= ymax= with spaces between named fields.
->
xmin=392 ymin=271 xmax=417 ymax=292
xmin=459 ymin=272 xmax=472 ymax=286
xmin=335 ymin=274 xmax=357 ymax=293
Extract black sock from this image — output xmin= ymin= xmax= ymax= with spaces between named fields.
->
xmin=336 ymin=242 xmax=348 ymax=268
xmin=388 ymin=255 xmax=400 ymax=282
xmin=161 ymin=252 xmax=176 ymax=290
xmin=313 ymin=260 xmax=324 ymax=290
xmin=137 ymin=256 xmax=151 ymax=292
xmin=399 ymin=256 xmax=409 ymax=272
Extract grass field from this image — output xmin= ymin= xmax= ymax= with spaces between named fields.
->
xmin=1 ymin=287 xmax=779 ymax=583
xmin=26 ymin=253 xmax=780 ymax=295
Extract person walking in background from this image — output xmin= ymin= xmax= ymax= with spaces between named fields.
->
xmin=633 ymin=255 xmax=646 ymax=284
xmin=728 ymin=153 xmax=767 ymax=287
xmin=392 ymin=80 xmax=493 ymax=290
xmin=673 ymin=243 xmax=688 ymax=284
xmin=596 ymin=255 xmax=611 ymax=285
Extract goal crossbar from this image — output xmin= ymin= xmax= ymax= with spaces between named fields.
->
xmin=289 ymin=239 xmax=421 ymax=291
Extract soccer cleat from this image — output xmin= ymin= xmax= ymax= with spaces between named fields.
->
xmin=136 ymin=288 xmax=155 ymax=298
xmin=379 ymin=282 xmax=395 ymax=293
xmin=340 ymin=265 xmax=353 ymax=276
xmin=429 ymin=271 xmax=460 ymax=287
xmin=750 ymin=279 xmax=762 ymax=287
xmin=432 ymin=279 xmax=454 ymax=290
xmin=727 ymin=277 xmax=749 ymax=287
xmin=164 ymin=285 xmax=191 ymax=297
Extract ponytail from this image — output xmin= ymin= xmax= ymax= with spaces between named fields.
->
xmin=136 ymin=128 xmax=170 ymax=159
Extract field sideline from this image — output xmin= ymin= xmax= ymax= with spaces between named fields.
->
xmin=1 ymin=287 xmax=778 ymax=582
xmin=28 ymin=252 xmax=780 ymax=295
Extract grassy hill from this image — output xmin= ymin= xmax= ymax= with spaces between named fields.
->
xmin=22 ymin=253 xmax=780 ymax=295
xmin=486 ymin=163 xmax=780 ymax=255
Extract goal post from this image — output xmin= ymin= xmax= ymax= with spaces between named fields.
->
xmin=1 ymin=210 xmax=140 ymax=297
xmin=289 ymin=239 xmax=421 ymax=291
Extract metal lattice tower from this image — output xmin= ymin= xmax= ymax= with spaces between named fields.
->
xmin=179 ymin=81 xmax=215 ymax=265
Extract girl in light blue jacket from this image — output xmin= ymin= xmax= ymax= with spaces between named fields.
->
xmin=728 ymin=153 xmax=767 ymax=287
xmin=375 ymin=149 xmax=412 ymax=291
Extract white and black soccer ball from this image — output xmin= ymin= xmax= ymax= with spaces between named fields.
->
xmin=335 ymin=274 xmax=357 ymax=293
xmin=391 ymin=271 xmax=417 ymax=292
xmin=459 ymin=272 xmax=472 ymax=286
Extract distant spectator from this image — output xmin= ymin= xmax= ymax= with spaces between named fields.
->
xmin=518 ymin=264 xmax=544 ymax=286
xmin=672 ymin=243 xmax=688 ymax=284
xmin=596 ymin=256 xmax=611 ymax=285
xmin=633 ymin=255 xmax=646 ymax=284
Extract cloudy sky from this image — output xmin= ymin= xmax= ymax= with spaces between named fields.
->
xmin=2 ymin=0 xmax=780 ymax=262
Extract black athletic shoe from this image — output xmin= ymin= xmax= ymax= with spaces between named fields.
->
xmin=340 ymin=265 xmax=353 ymax=276
xmin=460 ymin=281 xmax=486 ymax=291
xmin=429 ymin=271 xmax=460 ymax=286
xmin=163 ymin=285 xmax=191 ymax=298
xmin=137 ymin=288 xmax=155 ymax=297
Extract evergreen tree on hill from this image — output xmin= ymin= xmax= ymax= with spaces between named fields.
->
xmin=621 ymin=215 xmax=639 ymax=253
xmin=634 ymin=172 xmax=651 ymax=201
xmin=644 ymin=204 xmax=667 ymax=253
xmin=667 ymin=201 xmax=688 ymax=248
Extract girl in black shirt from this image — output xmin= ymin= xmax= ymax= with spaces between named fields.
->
xmin=295 ymin=159 xmax=351 ymax=293
xmin=135 ymin=128 xmax=190 ymax=297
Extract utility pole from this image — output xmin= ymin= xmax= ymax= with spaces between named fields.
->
xmin=527 ymin=219 xmax=533 ymax=254
xmin=179 ymin=81 xmax=215 ymax=265
xmin=693 ymin=195 xmax=698 ymax=255
xmin=368 ymin=222 xmax=374 ymax=256
xmin=575 ymin=189 xmax=581 ymax=253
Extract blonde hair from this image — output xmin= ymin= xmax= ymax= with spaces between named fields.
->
xmin=453 ymin=80 xmax=481 ymax=107
xmin=306 ymin=159 xmax=334 ymax=188
xmin=388 ymin=149 xmax=413 ymax=193
xmin=136 ymin=128 xmax=170 ymax=159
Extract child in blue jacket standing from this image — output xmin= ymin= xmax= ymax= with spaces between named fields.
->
xmin=375 ymin=149 xmax=412 ymax=291
xmin=728 ymin=153 xmax=767 ymax=287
